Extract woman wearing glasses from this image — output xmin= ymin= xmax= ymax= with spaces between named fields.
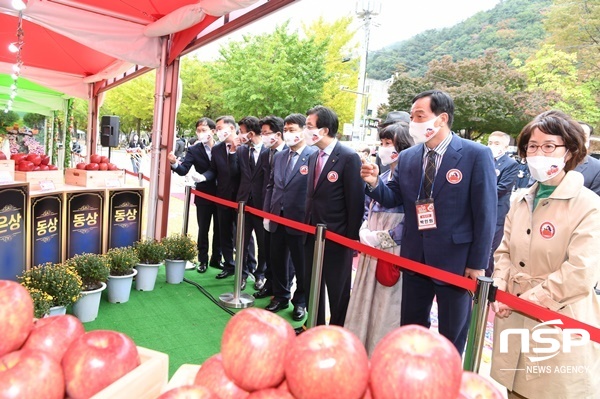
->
xmin=490 ymin=110 xmax=600 ymax=399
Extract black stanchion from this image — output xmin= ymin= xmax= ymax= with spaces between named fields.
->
xmin=463 ymin=276 xmax=496 ymax=372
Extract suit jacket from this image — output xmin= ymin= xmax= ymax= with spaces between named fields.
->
xmin=172 ymin=142 xmax=216 ymax=206
xmin=230 ymin=145 xmax=270 ymax=208
xmin=203 ymin=141 xmax=239 ymax=201
xmin=368 ymin=133 xmax=497 ymax=274
xmin=305 ymin=141 xmax=364 ymax=240
xmin=574 ymin=155 xmax=600 ymax=196
xmin=494 ymin=153 xmax=519 ymax=226
xmin=264 ymin=146 xmax=316 ymax=234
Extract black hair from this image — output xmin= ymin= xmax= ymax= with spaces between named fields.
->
xmin=195 ymin=117 xmax=215 ymax=130
xmin=306 ymin=105 xmax=339 ymax=137
xmin=412 ymin=90 xmax=455 ymax=129
xmin=238 ymin=116 xmax=261 ymax=134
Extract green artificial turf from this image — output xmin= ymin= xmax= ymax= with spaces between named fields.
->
xmin=83 ymin=265 xmax=304 ymax=377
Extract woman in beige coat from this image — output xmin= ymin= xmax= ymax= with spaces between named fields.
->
xmin=491 ymin=110 xmax=600 ymax=399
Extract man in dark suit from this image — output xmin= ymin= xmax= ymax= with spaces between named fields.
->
xmin=303 ymin=106 xmax=365 ymax=327
xmin=168 ymin=118 xmax=221 ymax=273
xmin=228 ymin=116 xmax=269 ymax=287
xmin=263 ymin=113 xmax=316 ymax=320
xmin=575 ymin=122 xmax=600 ymax=196
xmin=361 ymin=90 xmax=497 ymax=353
xmin=486 ymin=131 xmax=519 ymax=277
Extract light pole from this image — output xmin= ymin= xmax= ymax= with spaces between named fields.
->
xmin=353 ymin=0 xmax=380 ymax=141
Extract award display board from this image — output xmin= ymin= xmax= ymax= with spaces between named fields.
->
xmin=30 ymin=193 xmax=63 ymax=267
xmin=0 ymin=183 xmax=28 ymax=280
xmin=107 ymin=188 xmax=144 ymax=249
xmin=66 ymin=190 xmax=105 ymax=258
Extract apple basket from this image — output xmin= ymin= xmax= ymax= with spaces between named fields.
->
xmin=65 ymin=168 xmax=124 ymax=188
xmin=14 ymin=170 xmax=64 ymax=191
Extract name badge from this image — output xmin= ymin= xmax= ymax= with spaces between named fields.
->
xmin=415 ymin=198 xmax=437 ymax=230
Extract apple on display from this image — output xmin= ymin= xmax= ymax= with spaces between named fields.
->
xmin=21 ymin=314 xmax=85 ymax=363
xmin=459 ymin=371 xmax=504 ymax=399
xmin=158 ymin=385 xmax=217 ymax=399
xmin=194 ymin=353 xmax=249 ymax=399
xmin=0 ymin=280 xmax=34 ymax=356
xmin=0 ymin=349 xmax=65 ymax=399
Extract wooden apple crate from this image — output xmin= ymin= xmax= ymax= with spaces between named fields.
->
xmin=163 ymin=364 xmax=201 ymax=393
xmin=92 ymin=346 xmax=169 ymax=399
xmin=14 ymin=170 xmax=64 ymax=190
xmin=65 ymin=168 xmax=124 ymax=188
xmin=0 ymin=160 xmax=15 ymax=181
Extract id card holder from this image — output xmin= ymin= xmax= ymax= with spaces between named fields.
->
xmin=415 ymin=198 xmax=437 ymax=230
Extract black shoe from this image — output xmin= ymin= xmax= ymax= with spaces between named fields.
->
xmin=292 ymin=305 xmax=306 ymax=321
xmin=215 ymin=270 xmax=233 ymax=279
xmin=265 ymin=299 xmax=289 ymax=313
xmin=241 ymin=278 xmax=247 ymax=291
xmin=254 ymin=277 xmax=266 ymax=291
xmin=196 ymin=262 xmax=208 ymax=273
xmin=209 ymin=259 xmax=224 ymax=269
xmin=294 ymin=325 xmax=307 ymax=336
xmin=254 ymin=287 xmax=273 ymax=299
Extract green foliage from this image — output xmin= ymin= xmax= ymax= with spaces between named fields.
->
xmin=134 ymin=238 xmax=166 ymax=265
xmin=209 ymin=22 xmax=328 ymax=118
xmin=0 ymin=110 xmax=19 ymax=130
xmin=162 ymin=233 xmax=198 ymax=262
xmin=106 ymin=246 xmax=140 ymax=276
xmin=26 ymin=287 xmax=53 ymax=319
xmin=19 ymin=263 xmax=82 ymax=308
xmin=66 ymin=253 xmax=110 ymax=291
xmin=22 ymin=113 xmax=45 ymax=129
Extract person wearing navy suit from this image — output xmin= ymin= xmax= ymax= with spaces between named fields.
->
xmin=303 ymin=106 xmax=365 ymax=327
xmin=361 ymin=90 xmax=497 ymax=353
xmin=168 ymin=118 xmax=221 ymax=273
xmin=263 ymin=114 xmax=316 ymax=320
xmin=228 ymin=116 xmax=270 ymax=284
xmin=486 ymin=131 xmax=519 ymax=277
xmin=574 ymin=122 xmax=600 ymax=196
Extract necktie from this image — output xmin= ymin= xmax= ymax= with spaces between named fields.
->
xmin=424 ymin=150 xmax=436 ymax=198
xmin=249 ymin=147 xmax=255 ymax=172
xmin=314 ymin=150 xmax=326 ymax=188
xmin=284 ymin=151 xmax=297 ymax=183
xmin=269 ymin=148 xmax=277 ymax=168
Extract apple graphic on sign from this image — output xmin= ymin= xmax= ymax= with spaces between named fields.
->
xmin=284 ymin=325 xmax=370 ymax=399
xmin=62 ymin=330 xmax=140 ymax=399
xmin=0 ymin=280 xmax=34 ymax=357
xmin=0 ymin=349 xmax=65 ymax=399
xmin=369 ymin=325 xmax=463 ymax=399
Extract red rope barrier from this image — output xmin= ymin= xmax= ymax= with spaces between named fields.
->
xmin=186 ymin=187 xmax=600 ymax=343
xmin=124 ymin=169 xmax=150 ymax=181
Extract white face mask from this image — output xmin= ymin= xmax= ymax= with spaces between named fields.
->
xmin=262 ymin=134 xmax=276 ymax=148
xmin=488 ymin=145 xmax=504 ymax=158
xmin=303 ymin=128 xmax=323 ymax=146
xmin=283 ymin=132 xmax=303 ymax=147
xmin=526 ymin=154 xmax=567 ymax=183
xmin=378 ymin=146 xmax=398 ymax=166
xmin=409 ymin=116 xmax=441 ymax=144
xmin=239 ymin=133 xmax=250 ymax=144
xmin=216 ymin=129 xmax=230 ymax=143
xmin=198 ymin=132 xmax=212 ymax=144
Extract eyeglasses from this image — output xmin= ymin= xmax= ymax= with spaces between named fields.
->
xmin=525 ymin=143 xmax=566 ymax=154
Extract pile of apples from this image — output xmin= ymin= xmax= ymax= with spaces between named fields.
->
xmin=159 ymin=308 xmax=504 ymax=399
xmin=76 ymin=154 xmax=119 ymax=171
xmin=0 ymin=280 xmax=141 ymax=399
xmin=8 ymin=153 xmax=59 ymax=171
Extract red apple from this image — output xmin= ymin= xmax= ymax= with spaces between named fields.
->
xmin=194 ymin=353 xmax=249 ymax=399
xmin=221 ymin=308 xmax=295 ymax=391
xmin=85 ymin=162 xmax=100 ymax=171
xmin=158 ymin=385 xmax=217 ymax=399
xmin=41 ymin=155 xmax=50 ymax=165
xmin=89 ymin=154 xmax=102 ymax=164
xmin=33 ymin=166 xmax=41 ymax=171
xmin=370 ymin=325 xmax=462 ymax=399
xmin=26 ymin=153 xmax=42 ymax=166
xmin=108 ymin=163 xmax=118 ymax=171
xmin=98 ymin=162 xmax=108 ymax=171
xmin=0 ymin=280 xmax=34 ymax=356
xmin=100 ymin=155 xmax=109 ymax=164
xmin=11 ymin=153 xmax=27 ymax=162
xmin=362 ymin=386 xmax=373 ymax=399
xmin=38 ymin=164 xmax=49 ymax=171
xmin=0 ymin=349 xmax=64 ymax=399
xmin=48 ymin=165 xmax=58 ymax=170
xmin=247 ymin=388 xmax=295 ymax=399
xmin=76 ymin=162 xmax=87 ymax=170
xmin=62 ymin=330 xmax=141 ymax=399
xmin=17 ymin=160 xmax=34 ymax=171
xmin=284 ymin=325 xmax=370 ymax=399
xmin=21 ymin=314 xmax=85 ymax=363
xmin=0 ymin=152 xmax=6 ymax=160
xmin=459 ymin=371 xmax=504 ymax=399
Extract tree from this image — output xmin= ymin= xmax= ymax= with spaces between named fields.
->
xmin=0 ymin=111 xmax=19 ymax=130
xmin=23 ymin=113 xmax=45 ymax=129
xmin=303 ymin=16 xmax=358 ymax=125
xmin=209 ymin=22 xmax=328 ymax=119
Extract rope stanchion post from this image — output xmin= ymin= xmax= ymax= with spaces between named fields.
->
xmin=138 ymin=171 xmax=143 ymax=187
xmin=219 ymin=201 xmax=254 ymax=309
xmin=181 ymin=185 xmax=191 ymax=236
xmin=306 ymin=224 xmax=327 ymax=329
xmin=463 ymin=276 xmax=496 ymax=372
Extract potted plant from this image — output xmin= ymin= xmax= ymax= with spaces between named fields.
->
xmin=25 ymin=287 xmax=53 ymax=319
xmin=106 ymin=246 xmax=139 ymax=303
xmin=18 ymin=263 xmax=83 ymax=316
xmin=66 ymin=253 xmax=109 ymax=322
xmin=133 ymin=238 xmax=166 ymax=291
xmin=161 ymin=234 xmax=198 ymax=284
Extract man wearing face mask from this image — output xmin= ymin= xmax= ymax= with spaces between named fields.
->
xmin=486 ymin=131 xmax=519 ymax=278
xmin=361 ymin=90 xmax=497 ymax=353
xmin=574 ymin=122 xmax=600 ymax=196
xmin=168 ymin=118 xmax=222 ymax=272
xmin=263 ymin=113 xmax=316 ymax=319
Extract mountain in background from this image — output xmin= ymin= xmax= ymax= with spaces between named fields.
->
xmin=367 ymin=0 xmax=552 ymax=80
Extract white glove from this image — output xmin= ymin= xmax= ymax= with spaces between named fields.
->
xmin=359 ymin=229 xmax=381 ymax=248
xmin=191 ymin=172 xmax=206 ymax=183
xmin=263 ymin=219 xmax=271 ymax=231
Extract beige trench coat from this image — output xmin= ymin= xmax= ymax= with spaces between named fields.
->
xmin=491 ymin=171 xmax=600 ymax=399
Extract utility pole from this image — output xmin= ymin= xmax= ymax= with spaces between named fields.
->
xmin=353 ymin=0 xmax=380 ymax=142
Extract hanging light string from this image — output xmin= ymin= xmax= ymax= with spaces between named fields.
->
xmin=5 ymin=11 xmax=24 ymax=113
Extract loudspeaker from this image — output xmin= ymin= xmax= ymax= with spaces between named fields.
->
xmin=100 ymin=115 xmax=120 ymax=147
